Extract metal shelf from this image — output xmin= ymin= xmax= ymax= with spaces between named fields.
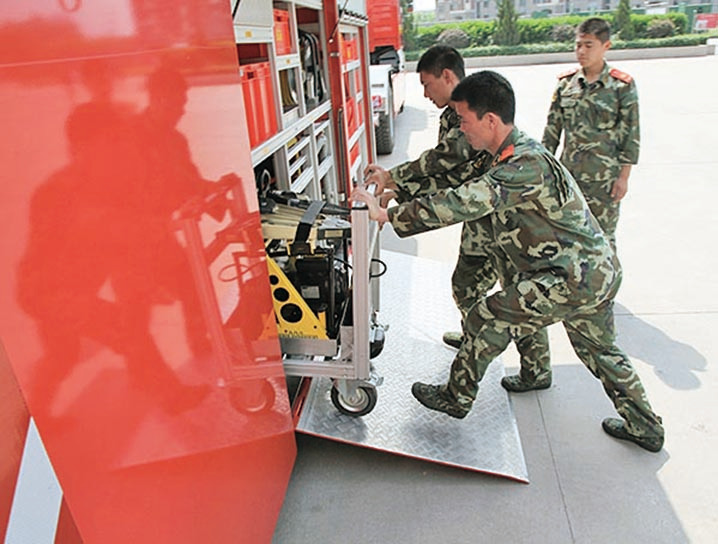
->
xmin=233 ymin=24 xmax=273 ymax=43
xmin=294 ymin=0 xmax=322 ymax=8
xmin=250 ymin=100 xmax=331 ymax=166
xmin=347 ymin=123 xmax=364 ymax=150
xmin=275 ymin=53 xmax=301 ymax=71
xmin=290 ymin=168 xmax=314 ymax=194
xmin=314 ymin=118 xmax=331 ymax=134
xmin=343 ymin=59 xmax=361 ymax=73
xmin=317 ymin=156 xmax=333 ymax=178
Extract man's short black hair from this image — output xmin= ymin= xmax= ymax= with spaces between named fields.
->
xmin=416 ymin=45 xmax=465 ymax=80
xmin=450 ymin=70 xmax=515 ymax=124
xmin=577 ymin=17 xmax=611 ymax=43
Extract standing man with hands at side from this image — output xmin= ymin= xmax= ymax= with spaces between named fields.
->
xmin=353 ymin=70 xmax=664 ymax=452
xmin=542 ymin=17 xmax=640 ymax=253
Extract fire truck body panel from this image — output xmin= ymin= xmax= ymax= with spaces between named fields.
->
xmin=0 ymin=1 xmax=299 ymax=541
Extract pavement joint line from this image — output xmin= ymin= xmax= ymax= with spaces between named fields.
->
xmin=536 ymin=392 xmax=576 ymax=542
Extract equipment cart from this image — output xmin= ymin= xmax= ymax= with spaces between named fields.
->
xmin=175 ymin=178 xmax=385 ymax=417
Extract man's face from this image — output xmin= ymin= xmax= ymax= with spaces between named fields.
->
xmin=455 ymin=100 xmax=491 ymax=151
xmin=419 ymin=69 xmax=453 ymax=109
xmin=575 ymin=33 xmax=610 ymax=70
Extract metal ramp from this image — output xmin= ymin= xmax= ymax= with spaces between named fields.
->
xmin=296 ymin=250 xmax=528 ymax=482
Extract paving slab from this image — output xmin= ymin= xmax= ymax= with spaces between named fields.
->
xmin=273 ymin=55 xmax=718 ymax=544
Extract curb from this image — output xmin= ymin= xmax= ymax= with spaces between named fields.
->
xmin=406 ymin=43 xmax=716 ymax=70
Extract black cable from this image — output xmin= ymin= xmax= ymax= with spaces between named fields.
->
xmin=334 ymin=257 xmax=352 ymax=270
xmin=369 ymin=258 xmax=387 ymax=279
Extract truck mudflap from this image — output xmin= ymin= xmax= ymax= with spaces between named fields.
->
xmin=294 ymin=250 xmax=529 ymax=481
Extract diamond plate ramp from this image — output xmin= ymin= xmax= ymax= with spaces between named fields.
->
xmin=296 ymin=250 xmax=528 ymax=482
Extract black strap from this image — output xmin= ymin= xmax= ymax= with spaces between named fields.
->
xmin=294 ymin=200 xmax=325 ymax=244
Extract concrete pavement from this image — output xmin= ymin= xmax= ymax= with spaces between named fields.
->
xmin=273 ymin=55 xmax=718 ymax=543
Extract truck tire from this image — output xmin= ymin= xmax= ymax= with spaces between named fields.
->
xmin=375 ymin=84 xmax=394 ymax=155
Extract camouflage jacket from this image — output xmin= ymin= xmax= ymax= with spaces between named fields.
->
xmin=390 ymin=106 xmax=477 ymax=202
xmin=542 ymin=62 xmax=640 ymax=202
xmin=387 ymin=127 xmax=619 ymax=303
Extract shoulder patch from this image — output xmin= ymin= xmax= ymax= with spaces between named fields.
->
xmin=557 ymin=68 xmax=579 ymax=80
xmin=498 ymin=144 xmax=515 ymax=163
xmin=609 ymin=68 xmax=633 ymax=84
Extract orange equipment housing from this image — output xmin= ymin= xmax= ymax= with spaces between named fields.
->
xmin=367 ymin=0 xmax=403 ymax=52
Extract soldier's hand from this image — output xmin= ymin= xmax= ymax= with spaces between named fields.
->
xmin=363 ymin=164 xmax=394 ymax=194
xmin=611 ymin=176 xmax=628 ymax=202
xmin=379 ymin=190 xmax=397 ymax=208
xmin=351 ymin=185 xmax=389 ymax=225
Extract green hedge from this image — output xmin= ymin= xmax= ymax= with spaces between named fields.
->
xmin=515 ymin=16 xmax=585 ymax=44
xmin=415 ymin=20 xmax=494 ymax=49
xmin=409 ymin=13 xmax=691 ymax=51
xmin=404 ymin=32 xmax=716 ymax=60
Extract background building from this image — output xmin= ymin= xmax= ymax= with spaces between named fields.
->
xmin=434 ymin=0 xmax=716 ymax=22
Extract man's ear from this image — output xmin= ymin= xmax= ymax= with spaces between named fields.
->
xmin=604 ymin=39 xmax=612 ymax=51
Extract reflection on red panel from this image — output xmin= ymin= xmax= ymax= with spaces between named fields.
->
xmin=0 ymin=1 xmax=295 ymax=542
xmin=55 ymin=498 xmax=84 ymax=544
xmin=0 ymin=342 xmax=30 ymax=543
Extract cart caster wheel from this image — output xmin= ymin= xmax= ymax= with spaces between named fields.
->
xmin=331 ymin=384 xmax=377 ymax=417
xmin=370 ymin=325 xmax=385 ymax=359
xmin=229 ymin=380 xmax=276 ymax=414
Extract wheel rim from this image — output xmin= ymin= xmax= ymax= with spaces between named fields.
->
xmin=338 ymin=388 xmax=370 ymax=413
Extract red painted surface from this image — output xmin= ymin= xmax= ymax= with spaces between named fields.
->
xmin=0 ymin=342 xmax=30 ymax=543
xmin=0 ymin=1 xmax=296 ymax=542
xmin=367 ymin=0 xmax=402 ymax=52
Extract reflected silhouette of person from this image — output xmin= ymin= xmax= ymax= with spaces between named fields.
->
xmin=16 ymin=63 xmax=209 ymax=412
xmin=116 ymin=66 xmax=229 ymax=358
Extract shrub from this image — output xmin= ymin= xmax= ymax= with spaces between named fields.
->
xmin=665 ymin=12 xmax=688 ymax=34
xmin=646 ymin=18 xmax=676 ymax=38
xmin=460 ymin=20 xmax=495 ymax=46
xmin=551 ymin=23 xmax=577 ymax=43
xmin=406 ymin=13 xmax=696 ymax=52
xmin=437 ymin=27 xmax=472 ymax=49
xmin=403 ymin=33 xmax=715 ymax=61
xmin=414 ymin=27 xmax=443 ymax=49
xmin=612 ymin=34 xmax=710 ymax=49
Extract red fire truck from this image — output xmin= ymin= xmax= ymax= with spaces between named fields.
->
xmin=0 ymin=0 xmax=384 ymax=541
xmin=368 ymin=0 xmax=407 ymax=154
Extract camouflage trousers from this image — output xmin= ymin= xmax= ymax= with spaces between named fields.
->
xmin=451 ymin=250 xmax=551 ymax=383
xmin=448 ymin=273 xmax=664 ymax=439
xmin=584 ymin=193 xmax=620 ymax=255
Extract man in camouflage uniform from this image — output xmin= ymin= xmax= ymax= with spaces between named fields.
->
xmin=353 ymin=71 xmax=664 ymax=452
xmin=542 ymin=17 xmax=640 ymax=253
xmin=365 ymin=46 xmax=551 ymax=392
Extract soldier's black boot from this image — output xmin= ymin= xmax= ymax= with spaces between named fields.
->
xmin=442 ymin=331 xmax=462 ymax=349
xmin=602 ymin=418 xmax=664 ymax=452
xmin=501 ymin=374 xmax=551 ymax=393
xmin=411 ymin=382 xmax=470 ymax=419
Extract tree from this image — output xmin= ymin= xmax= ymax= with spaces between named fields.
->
xmin=494 ymin=0 xmax=520 ymax=46
xmin=614 ymin=0 xmax=635 ymax=40
xmin=400 ymin=0 xmax=417 ymax=51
